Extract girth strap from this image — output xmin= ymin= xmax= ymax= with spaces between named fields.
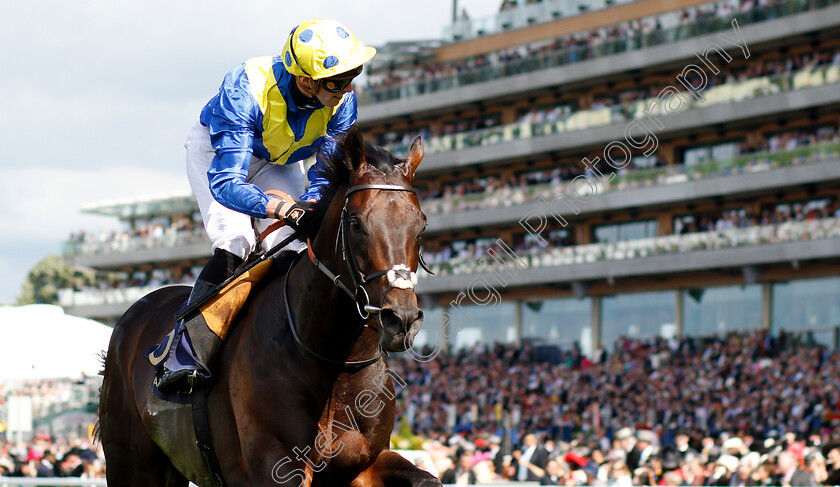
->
xmin=192 ymin=386 xmax=227 ymax=487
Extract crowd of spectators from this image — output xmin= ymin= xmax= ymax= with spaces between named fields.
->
xmin=66 ymin=217 xmax=204 ymax=257
xmin=0 ymin=378 xmax=105 ymax=479
xmin=421 ymin=196 xmax=840 ymax=273
xmin=675 ymin=198 xmax=838 ymax=235
xmin=360 ymin=0 xmax=824 ymax=103
xmin=56 ymin=266 xmax=199 ymax=309
xmin=417 ymin=123 xmax=840 ymax=215
xmin=373 ymin=45 xmax=840 ymax=158
xmin=390 ymin=332 xmax=840 ymax=485
xmin=0 ymin=436 xmax=104 ymax=479
xmin=3 ymin=332 xmax=840 ymax=484
xmin=359 ymin=0 xmax=832 ymax=103
xmin=0 ymin=377 xmax=100 ymax=422
xmin=61 ymin=219 xmax=203 ymax=301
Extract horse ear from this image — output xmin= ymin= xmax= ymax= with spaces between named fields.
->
xmin=400 ymin=135 xmax=424 ymax=182
xmin=343 ymin=125 xmax=366 ymax=173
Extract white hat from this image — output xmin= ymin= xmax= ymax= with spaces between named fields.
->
xmin=615 ymin=427 xmax=634 ymax=440
xmin=723 ymin=437 xmax=746 ymax=453
xmin=637 ymin=430 xmax=657 ymax=444
xmin=717 ymin=454 xmax=740 ymax=472
xmin=741 ymin=452 xmax=762 ymax=469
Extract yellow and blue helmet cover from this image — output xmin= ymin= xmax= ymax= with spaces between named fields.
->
xmin=282 ymin=18 xmax=376 ymax=80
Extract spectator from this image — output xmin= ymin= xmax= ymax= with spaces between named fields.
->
xmin=610 ymin=461 xmax=634 ymax=487
xmin=823 ymin=440 xmax=840 ymax=485
xmin=440 ymin=448 xmax=477 ymax=484
xmin=626 ymin=430 xmax=657 ymax=472
xmin=777 ymin=451 xmax=817 ymax=486
xmin=515 ymin=433 xmax=550 ymax=481
xmin=540 ymin=458 xmax=566 ymax=485
xmin=711 ymin=454 xmax=740 ymax=485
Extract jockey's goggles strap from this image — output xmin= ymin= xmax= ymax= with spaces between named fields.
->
xmin=288 ymin=26 xmax=313 ymax=78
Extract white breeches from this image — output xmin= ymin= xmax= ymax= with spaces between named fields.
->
xmin=185 ymin=121 xmax=308 ymax=260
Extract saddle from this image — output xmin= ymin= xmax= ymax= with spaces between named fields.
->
xmin=191 ymin=257 xmax=275 ymax=341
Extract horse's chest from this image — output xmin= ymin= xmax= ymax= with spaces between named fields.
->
xmin=315 ymin=390 xmax=391 ymax=472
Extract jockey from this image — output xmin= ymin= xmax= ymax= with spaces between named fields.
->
xmin=154 ymin=18 xmax=376 ymax=394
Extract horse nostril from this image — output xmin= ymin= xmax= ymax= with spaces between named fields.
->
xmin=380 ymin=307 xmax=422 ymax=332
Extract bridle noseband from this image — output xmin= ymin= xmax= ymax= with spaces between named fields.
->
xmin=284 ymin=183 xmax=433 ymax=368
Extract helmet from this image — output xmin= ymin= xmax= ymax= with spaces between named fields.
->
xmin=282 ymin=19 xmax=376 ymax=80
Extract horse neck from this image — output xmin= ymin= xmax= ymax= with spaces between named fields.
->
xmin=285 ymin=212 xmax=381 ymax=367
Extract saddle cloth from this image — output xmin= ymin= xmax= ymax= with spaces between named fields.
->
xmin=147 ymin=259 xmax=275 ymax=372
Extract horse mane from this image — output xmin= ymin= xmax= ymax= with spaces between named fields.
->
xmin=302 ymin=132 xmax=402 ymax=239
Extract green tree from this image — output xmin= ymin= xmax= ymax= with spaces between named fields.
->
xmin=18 ymin=255 xmax=97 ymax=305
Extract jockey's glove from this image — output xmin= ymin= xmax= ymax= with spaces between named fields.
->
xmin=271 ymin=198 xmax=316 ymax=229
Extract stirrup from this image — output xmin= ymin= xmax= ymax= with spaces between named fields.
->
xmin=155 ymin=368 xmax=212 ymax=394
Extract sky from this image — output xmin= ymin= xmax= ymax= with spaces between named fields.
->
xmin=0 ymin=0 xmax=499 ymax=304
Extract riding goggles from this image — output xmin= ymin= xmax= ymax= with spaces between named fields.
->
xmin=318 ymin=66 xmax=363 ymax=92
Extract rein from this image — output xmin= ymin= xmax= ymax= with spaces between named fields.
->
xmin=283 ymin=256 xmax=383 ymax=368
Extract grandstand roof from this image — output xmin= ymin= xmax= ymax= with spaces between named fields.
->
xmin=80 ymin=189 xmax=197 ymax=221
xmin=366 ymin=40 xmax=442 ymax=73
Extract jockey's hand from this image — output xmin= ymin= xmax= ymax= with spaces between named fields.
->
xmin=269 ymin=197 xmax=316 ymax=229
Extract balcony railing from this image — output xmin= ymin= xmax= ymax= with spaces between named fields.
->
xmin=358 ymin=0 xmax=838 ymax=105
xmin=59 ymin=219 xmax=840 ymax=306
xmin=420 ymin=141 xmax=840 ymax=215
xmin=63 ymin=227 xmax=207 ymax=257
xmin=384 ymin=63 xmax=840 ymax=157
xmin=421 ymin=217 xmax=840 ymax=277
xmin=57 ymin=284 xmax=192 ymax=308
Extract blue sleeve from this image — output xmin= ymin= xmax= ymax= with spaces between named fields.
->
xmin=203 ymin=82 xmax=271 ymax=219
xmin=301 ymin=93 xmax=358 ymax=201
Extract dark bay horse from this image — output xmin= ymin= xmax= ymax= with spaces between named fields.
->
xmin=98 ymin=126 xmax=441 ymax=487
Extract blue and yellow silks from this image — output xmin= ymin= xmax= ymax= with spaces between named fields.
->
xmin=199 ymin=56 xmax=357 ymax=219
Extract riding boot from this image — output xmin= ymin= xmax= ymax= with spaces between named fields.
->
xmin=154 ymin=278 xmax=217 ymax=393
xmin=154 ymin=249 xmax=242 ymax=394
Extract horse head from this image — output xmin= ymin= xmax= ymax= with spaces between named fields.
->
xmin=311 ymin=126 xmax=426 ymax=353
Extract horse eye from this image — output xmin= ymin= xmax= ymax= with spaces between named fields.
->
xmin=349 ymin=218 xmax=362 ymax=232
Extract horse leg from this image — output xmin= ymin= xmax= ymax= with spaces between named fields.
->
xmin=350 ymin=450 xmax=442 ymax=487
xmin=103 ymin=438 xmax=189 ymax=487
xmin=101 ymin=386 xmax=190 ymax=487
xmin=100 ymin=340 xmax=190 ymax=486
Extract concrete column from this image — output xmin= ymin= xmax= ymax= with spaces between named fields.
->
xmin=675 ymin=289 xmax=684 ymax=338
xmin=514 ymin=300 xmax=523 ymax=347
xmin=761 ymin=282 xmax=773 ymax=331
xmin=591 ymin=295 xmax=602 ymax=355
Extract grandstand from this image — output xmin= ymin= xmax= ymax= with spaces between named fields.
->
xmin=61 ymin=0 xmax=840 ymax=358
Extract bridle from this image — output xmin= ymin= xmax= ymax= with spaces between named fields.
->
xmin=284 ymin=183 xmax=434 ymax=368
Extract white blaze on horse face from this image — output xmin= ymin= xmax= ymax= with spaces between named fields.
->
xmin=386 ymin=264 xmax=418 ymax=290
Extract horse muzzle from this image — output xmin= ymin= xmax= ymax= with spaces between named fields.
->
xmin=379 ymin=305 xmax=424 ymax=352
